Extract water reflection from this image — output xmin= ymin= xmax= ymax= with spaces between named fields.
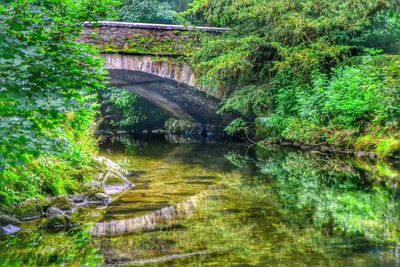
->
xmin=91 ymin=192 xmax=204 ymax=237
xmin=1 ymin=134 xmax=400 ymax=266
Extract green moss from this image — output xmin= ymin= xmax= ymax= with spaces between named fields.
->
xmin=95 ymin=32 xmax=199 ymax=56
xmin=376 ymin=138 xmax=400 ymax=158
xmin=354 ymin=135 xmax=377 ymax=152
xmin=12 ymin=198 xmax=47 ymax=219
xmin=376 ymin=161 xmax=400 ymax=178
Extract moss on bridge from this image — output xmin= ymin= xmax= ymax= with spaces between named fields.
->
xmin=80 ymin=24 xmax=209 ymax=57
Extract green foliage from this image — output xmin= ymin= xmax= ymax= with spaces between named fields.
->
xmin=0 ymin=0 xmax=117 ymax=169
xmin=101 ymin=34 xmax=197 ymax=56
xmin=100 ymin=88 xmax=169 ymax=130
xmin=119 ymin=0 xmax=190 ymax=24
xmin=185 ymin=0 xmax=400 ymax=157
xmin=227 ymin=147 xmax=400 ymax=244
xmin=0 ymin=0 xmax=116 ymax=202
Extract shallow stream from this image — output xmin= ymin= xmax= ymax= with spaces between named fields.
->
xmin=2 ymin=134 xmax=400 ymax=266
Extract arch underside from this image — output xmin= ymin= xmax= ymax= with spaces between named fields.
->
xmin=108 ymin=69 xmax=221 ymax=123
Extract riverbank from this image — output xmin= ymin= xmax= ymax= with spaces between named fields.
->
xmin=0 ymin=155 xmax=133 ymax=235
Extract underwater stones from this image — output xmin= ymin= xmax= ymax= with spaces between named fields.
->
xmin=1 ymin=224 xmax=21 ymax=235
xmin=45 ymin=214 xmax=77 ymax=231
xmin=0 ymin=212 xmax=21 ymax=226
xmin=13 ymin=199 xmax=47 ymax=220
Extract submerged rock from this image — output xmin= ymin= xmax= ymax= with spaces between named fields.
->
xmin=1 ymin=224 xmax=21 ymax=235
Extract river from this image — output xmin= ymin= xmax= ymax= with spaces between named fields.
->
xmin=1 ymin=134 xmax=400 ymax=266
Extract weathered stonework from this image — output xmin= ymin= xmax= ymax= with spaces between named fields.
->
xmin=105 ymin=53 xmax=197 ymax=90
xmin=77 ymin=22 xmax=232 ymax=124
xmin=79 ymin=21 xmax=228 ymax=56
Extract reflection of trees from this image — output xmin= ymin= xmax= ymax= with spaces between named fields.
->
xmin=0 ymin=225 xmax=102 ymax=266
xmin=227 ymin=147 xmax=400 ymax=244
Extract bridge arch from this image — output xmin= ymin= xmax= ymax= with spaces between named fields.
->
xmin=80 ymin=22 xmax=229 ymax=124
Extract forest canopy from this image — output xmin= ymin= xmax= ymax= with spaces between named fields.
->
xmin=185 ymin=0 xmax=400 ymax=157
xmin=119 ymin=0 xmax=192 ymax=24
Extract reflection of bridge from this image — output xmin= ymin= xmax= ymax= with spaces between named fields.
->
xmin=91 ymin=192 xmax=204 ymax=237
xmin=80 ymin=22 xmax=230 ymax=123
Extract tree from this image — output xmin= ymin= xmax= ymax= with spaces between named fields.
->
xmin=119 ymin=0 xmax=176 ymax=24
xmin=185 ymin=0 xmax=400 ymax=156
xmin=0 ymin=0 xmax=116 ymax=168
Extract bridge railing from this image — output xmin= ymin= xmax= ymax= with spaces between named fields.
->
xmin=83 ymin=21 xmax=229 ymax=33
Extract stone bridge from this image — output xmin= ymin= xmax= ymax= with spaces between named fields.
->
xmin=80 ymin=21 xmax=229 ymax=124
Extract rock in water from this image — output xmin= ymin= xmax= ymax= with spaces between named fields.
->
xmin=94 ymin=193 xmax=111 ymax=204
xmin=1 ymin=224 xmax=21 ymax=235
xmin=95 ymin=193 xmax=108 ymax=200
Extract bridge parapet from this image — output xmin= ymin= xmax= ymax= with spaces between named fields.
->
xmin=79 ymin=21 xmax=228 ymax=56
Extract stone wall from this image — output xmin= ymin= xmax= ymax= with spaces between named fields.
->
xmin=105 ymin=53 xmax=197 ymax=88
xmin=79 ymin=21 xmax=228 ymax=56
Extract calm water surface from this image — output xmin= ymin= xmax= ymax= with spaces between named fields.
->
xmin=2 ymin=134 xmax=400 ymax=266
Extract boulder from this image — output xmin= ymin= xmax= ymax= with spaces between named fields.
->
xmin=95 ymin=193 xmax=108 ymax=201
xmin=355 ymin=151 xmax=368 ymax=157
xmin=92 ymin=156 xmax=129 ymax=177
xmin=13 ymin=199 xmax=46 ymax=220
xmin=91 ymin=193 xmax=111 ymax=205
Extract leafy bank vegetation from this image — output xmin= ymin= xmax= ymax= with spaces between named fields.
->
xmin=184 ymin=0 xmax=400 ymax=158
xmin=0 ymin=0 xmax=117 ymax=204
xmin=119 ymin=0 xmax=192 ymax=24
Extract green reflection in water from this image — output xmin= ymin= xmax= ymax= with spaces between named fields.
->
xmin=1 ymin=134 xmax=400 ymax=266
